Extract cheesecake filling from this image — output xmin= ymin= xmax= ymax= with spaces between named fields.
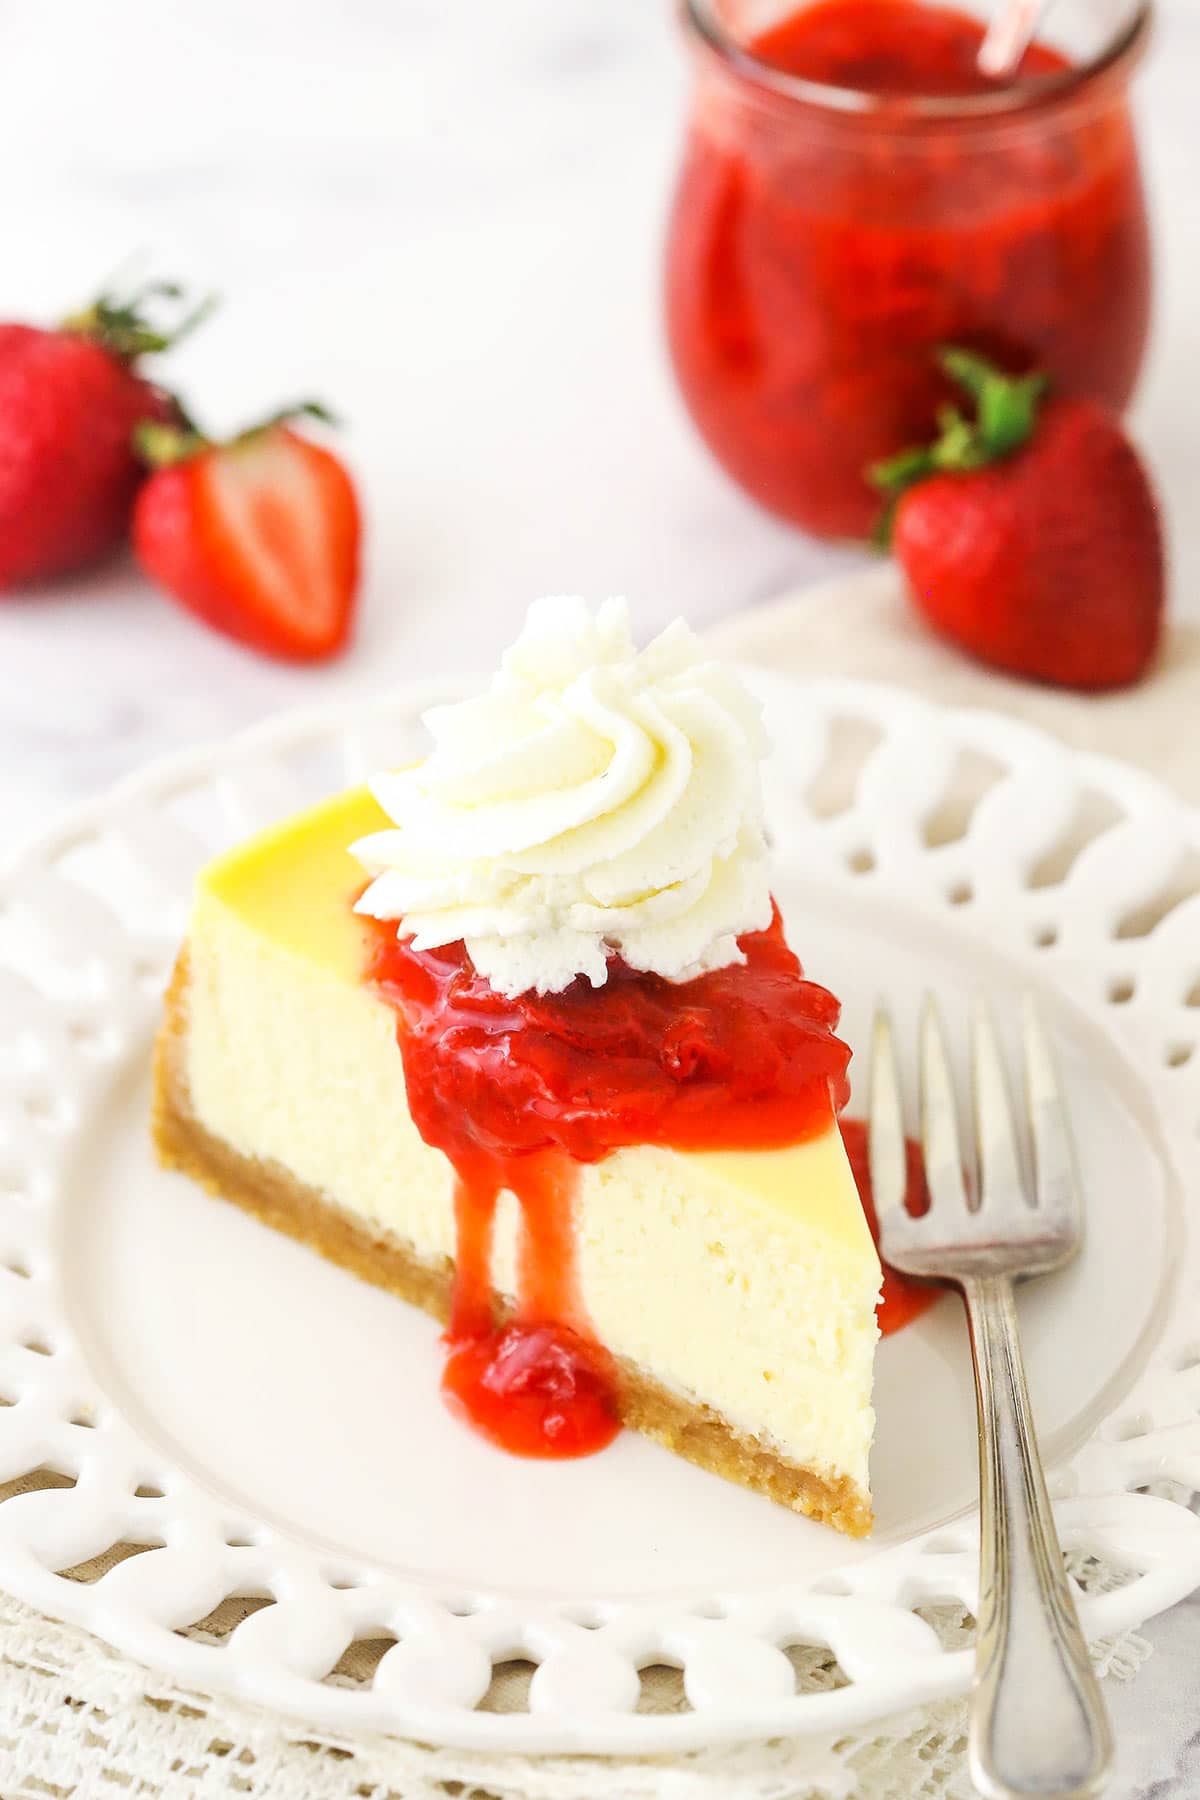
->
xmin=365 ymin=902 xmax=857 ymax=1459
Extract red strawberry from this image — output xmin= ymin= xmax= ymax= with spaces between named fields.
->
xmin=0 ymin=281 xmax=208 ymax=589
xmin=872 ymin=350 xmax=1165 ymax=691
xmin=132 ymin=404 xmax=361 ymax=662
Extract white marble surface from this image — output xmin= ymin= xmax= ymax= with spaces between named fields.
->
xmin=0 ymin=1 xmax=1197 ymax=1790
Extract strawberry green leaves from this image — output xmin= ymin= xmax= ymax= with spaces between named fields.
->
xmin=870 ymin=347 xmax=1048 ymax=544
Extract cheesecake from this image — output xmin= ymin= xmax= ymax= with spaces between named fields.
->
xmin=153 ymin=599 xmax=882 ymax=1534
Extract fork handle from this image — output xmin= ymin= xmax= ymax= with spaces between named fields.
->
xmin=963 ymin=1273 xmax=1113 ymax=1800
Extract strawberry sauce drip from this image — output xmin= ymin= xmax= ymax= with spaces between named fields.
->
xmin=440 ymin=1150 xmax=621 ymax=1458
xmin=840 ymin=1119 xmax=940 ymax=1336
xmin=366 ymin=905 xmax=857 ymax=1456
xmin=442 ymin=1325 xmax=621 ymax=1459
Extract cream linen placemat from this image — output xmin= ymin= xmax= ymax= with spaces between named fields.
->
xmin=1 ymin=567 xmax=1195 ymax=1799
xmin=707 ymin=564 xmax=1200 ymax=805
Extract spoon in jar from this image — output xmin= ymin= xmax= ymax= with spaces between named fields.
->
xmin=977 ymin=0 xmax=1051 ymax=79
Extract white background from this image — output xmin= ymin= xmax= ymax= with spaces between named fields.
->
xmin=0 ymin=1 xmax=1197 ymax=1789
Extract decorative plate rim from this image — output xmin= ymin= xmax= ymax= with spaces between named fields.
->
xmin=0 ymin=669 xmax=1198 ymax=1754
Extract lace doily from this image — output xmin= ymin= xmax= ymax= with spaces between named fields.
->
xmin=0 ymin=1560 xmax=1150 ymax=1799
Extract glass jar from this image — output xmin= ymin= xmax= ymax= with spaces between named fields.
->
xmin=664 ymin=0 xmax=1152 ymax=540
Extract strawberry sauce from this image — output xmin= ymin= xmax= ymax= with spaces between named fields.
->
xmin=367 ymin=905 xmax=866 ymax=1456
xmin=751 ymin=0 xmax=1067 ymax=96
xmin=666 ymin=0 xmax=1150 ymax=538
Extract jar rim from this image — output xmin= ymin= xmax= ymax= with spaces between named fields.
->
xmin=682 ymin=0 xmax=1152 ymax=123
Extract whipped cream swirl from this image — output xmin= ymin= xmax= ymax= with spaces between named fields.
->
xmin=352 ymin=596 xmax=773 ymax=996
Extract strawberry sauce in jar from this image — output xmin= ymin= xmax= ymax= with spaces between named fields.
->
xmin=665 ymin=0 xmax=1152 ymax=539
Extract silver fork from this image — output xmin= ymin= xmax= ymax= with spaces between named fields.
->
xmin=869 ymin=995 xmax=1113 ymax=1800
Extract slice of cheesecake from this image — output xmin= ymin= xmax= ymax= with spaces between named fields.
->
xmin=154 ymin=598 xmax=883 ymax=1532
xmin=154 ymin=785 xmax=881 ymax=1535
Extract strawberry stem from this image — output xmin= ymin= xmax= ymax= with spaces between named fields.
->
xmin=247 ymin=400 xmax=340 ymax=435
xmin=135 ymin=421 xmax=208 ymax=467
xmin=942 ymin=349 xmax=1047 ymax=460
xmin=869 ymin=347 xmax=1049 ymax=543
xmin=134 ymin=399 xmax=339 ymax=469
xmin=62 ymin=278 xmax=218 ymax=362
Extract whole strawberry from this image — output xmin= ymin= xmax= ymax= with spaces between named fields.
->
xmin=872 ymin=350 xmax=1165 ymax=691
xmin=132 ymin=404 xmax=361 ymax=662
xmin=0 ymin=281 xmax=209 ymax=590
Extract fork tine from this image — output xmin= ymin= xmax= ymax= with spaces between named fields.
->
xmin=868 ymin=1005 xmax=908 ymax=1224
xmin=972 ymin=1000 xmax=1028 ymax=1211
xmin=919 ymin=995 xmax=971 ymax=1214
xmin=1022 ymin=993 xmax=1082 ymax=1234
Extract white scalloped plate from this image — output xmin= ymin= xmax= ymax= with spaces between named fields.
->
xmin=1 ymin=671 xmax=1199 ymax=1754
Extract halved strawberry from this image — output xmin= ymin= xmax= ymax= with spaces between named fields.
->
xmin=132 ymin=404 xmax=361 ymax=662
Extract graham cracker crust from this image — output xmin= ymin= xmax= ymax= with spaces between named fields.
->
xmin=153 ymin=948 xmax=872 ymax=1538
